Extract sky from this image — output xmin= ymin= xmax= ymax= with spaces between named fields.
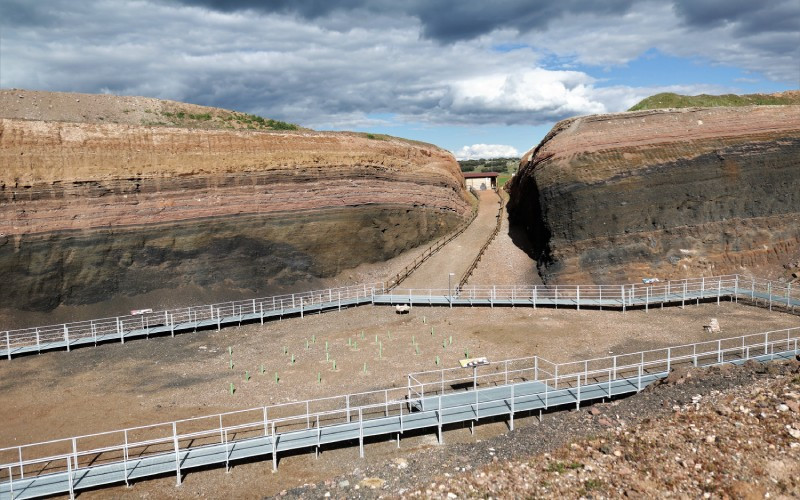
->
xmin=1 ymin=1 xmax=798 ymax=159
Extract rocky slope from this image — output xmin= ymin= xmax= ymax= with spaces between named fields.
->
xmin=0 ymin=90 xmax=470 ymax=312
xmin=507 ymin=105 xmax=800 ymax=284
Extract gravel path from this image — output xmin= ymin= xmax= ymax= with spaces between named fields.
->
xmin=401 ymin=190 xmax=502 ymax=290
xmin=467 ymin=191 xmax=542 ymax=286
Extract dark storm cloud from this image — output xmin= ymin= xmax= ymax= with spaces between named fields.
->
xmin=177 ymin=0 xmax=638 ymax=42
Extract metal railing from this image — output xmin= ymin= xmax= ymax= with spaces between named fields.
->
xmin=383 ymin=188 xmax=480 ymax=290
xmin=2 ymin=325 xmax=798 ymax=496
xmin=3 ymin=274 xmax=799 ymax=360
xmin=2 ymin=283 xmax=383 ymax=359
xmin=458 ymin=186 xmax=505 ymax=289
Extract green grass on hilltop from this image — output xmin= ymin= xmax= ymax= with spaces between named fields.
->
xmin=628 ymin=92 xmax=800 ymax=111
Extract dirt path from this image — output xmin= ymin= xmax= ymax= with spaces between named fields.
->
xmin=401 ymin=190 xmax=502 ymax=290
xmin=467 ymin=190 xmax=542 ymax=286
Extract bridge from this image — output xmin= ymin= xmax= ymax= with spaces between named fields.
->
xmin=1 ymin=274 xmax=798 ymax=499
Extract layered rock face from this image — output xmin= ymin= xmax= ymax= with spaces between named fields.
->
xmin=507 ymin=105 xmax=800 ymax=284
xmin=0 ymin=115 xmax=470 ymax=311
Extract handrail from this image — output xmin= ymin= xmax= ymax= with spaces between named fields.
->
xmin=458 ymin=187 xmax=505 ymax=289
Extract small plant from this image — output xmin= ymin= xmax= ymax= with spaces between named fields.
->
xmin=326 ymin=351 xmax=330 ymax=362
xmin=360 ymin=330 xmax=365 ymax=340
xmin=244 ymin=371 xmax=250 ymax=382
xmin=442 ymin=339 xmax=447 ymax=349
xmin=435 ymin=356 xmax=440 ymax=366
xmin=465 ymin=348 xmax=470 ymax=358
xmin=347 ymin=337 xmax=352 ymax=346
xmin=306 ymin=339 xmax=309 ymax=350
xmin=312 ymin=335 xmax=316 ymax=344
xmin=260 ymin=364 xmax=265 ymax=374
xmin=363 ymin=362 xmax=367 ymax=374
xmin=546 ymin=461 xmax=583 ymax=473
xmin=229 ymin=359 xmax=234 ymax=370
xmin=318 ymin=372 xmax=321 ymax=384
xmin=229 ymin=382 xmax=235 ymax=395
xmin=449 ymin=335 xmax=453 ymax=345
xmin=423 ymin=316 xmax=426 ymax=324
xmin=283 ymin=346 xmax=288 ymax=355
xmin=375 ymin=334 xmax=379 ymax=344
xmin=291 ymin=354 xmax=295 ymax=365
xmin=415 ymin=345 xmax=420 ymax=355
xmin=412 ymin=335 xmax=416 ymax=345
xmin=353 ymin=340 xmax=358 ymax=350
xmin=275 ymin=372 xmax=279 ymax=383
xmin=228 ymin=346 xmax=232 ymax=356
xmin=332 ymin=360 xmax=337 ymax=371
xmin=325 ymin=341 xmax=329 ymax=352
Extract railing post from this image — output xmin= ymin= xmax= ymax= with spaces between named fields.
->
xmin=787 ymin=283 xmax=792 ymax=309
xmin=621 ymin=285 xmax=626 ymax=313
xmin=271 ymin=421 xmax=278 ymax=472
xmin=64 ymin=325 xmax=70 ymax=352
xmin=768 ymin=282 xmax=772 ymax=311
xmin=645 ymin=286 xmax=649 ymax=312
xmin=67 ymin=455 xmax=75 ymax=500
xmin=718 ymin=340 xmax=722 ymax=364
xmin=717 ymin=279 xmax=721 ymax=306
xmin=123 ymin=429 xmax=129 ymax=486
xmin=260 ymin=302 xmax=264 ymax=325
xmin=5 ymin=331 xmax=10 ymax=360
xmin=612 ymin=356 xmax=617 ymax=380
xmin=533 ymin=286 xmax=537 ymax=308
xmin=734 ymin=275 xmax=738 ymax=303
xmin=437 ymin=394 xmax=443 ymax=444
xmin=682 ymin=282 xmax=686 ymax=308
xmin=576 ymin=286 xmax=580 ymax=310
xmin=173 ymin=422 xmax=181 ymax=486
xmin=509 ymin=382 xmax=515 ymax=431
xmin=667 ymin=347 xmax=671 ymax=372
xmin=637 ymin=364 xmax=642 ymax=392
xmin=346 ymin=395 xmax=351 ymax=423
xmin=576 ymin=374 xmax=581 ymax=410
xmin=358 ymin=408 xmax=364 ymax=458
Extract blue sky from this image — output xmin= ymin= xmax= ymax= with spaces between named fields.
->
xmin=2 ymin=0 xmax=798 ymax=159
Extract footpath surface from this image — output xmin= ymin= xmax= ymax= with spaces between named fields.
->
xmin=400 ymin=190 xmax=501 ymax=290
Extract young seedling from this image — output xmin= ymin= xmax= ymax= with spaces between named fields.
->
xmin=379 ymin=341 xmax=383 ymax=359
xmin=275 ymin=372 xmax=279 ymax=383
xmin=465 ymin=348 xmax=470 ymax=358
xmin=347 ymin=337 xmax=352 ymax=346
xmin=229 ymin=359 xmax=234 ymax=370
xmin=306 ymin=339 xmax=309 ymax=350
xmin=229 ymin=382 xmax=235 ymax=395
xmin=260 ymin=364 xmax=265 ymax=375
xmin=326 ymin=351 xmax=330 ymax=362
xmin=332 ymin=360 xmax=337 ymax=371
xmin=312 ymin=334 xmax=316 ymax=344
xmin=291 ymin=354 xmax=295 ymax=365
xmin=361 ymin=330 xmax=365 ymax=340
xmin=245 ymin=371 xmax=250 ymax=382
xmin=325 ymin=341 xmax=329 ymax=352
xmin=442 ymin=339 xmax=446 ymax=349
xmin=353 ymin=340 xmax=358 ymax=350
xmin=415 ymin=345 xmax=420 ymax=355
xmin=423 ymin=316 xmax=426 ymax=324
xmin=449 ymin=335 xmax=453 ymax=346
xmin=411 ymin=335 xmax=416 ymax=346
xmin=363 ymin=362 xmax=367 ymax=374
xmin=228 ymin=346 xmax=232 ymax=357
xmin=317 ymin=372 xmax=321 ymax=384
xmin=283 ymin=346 xmax=288 ymax=355
xmin=435 ymin=356 xmax=440 ymax=366
xmin=375 ymin=334 xmax=379 ymax=344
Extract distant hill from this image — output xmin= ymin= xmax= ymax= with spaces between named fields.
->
xmin=628 ymin=91 xmax=800 ymax=111
xmin=0 ymin=89 xmax=301 ymax=131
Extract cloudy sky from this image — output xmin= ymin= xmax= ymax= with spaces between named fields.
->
xmin=1 ymin=1 xmax=798 ymax=159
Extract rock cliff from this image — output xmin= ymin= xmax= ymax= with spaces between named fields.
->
xmin=507 ymin=105 xmax=800 ymax=284
xmin=0 ymin=91 xmax=470 ymax=311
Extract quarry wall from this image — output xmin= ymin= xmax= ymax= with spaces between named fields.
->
xmin=507 ymin=105 xmax=800 ymax=284
xmin=0 ymin=118 xmax=470 ymax=311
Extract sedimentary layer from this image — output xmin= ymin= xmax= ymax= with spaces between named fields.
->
xmin=0 ymin=115 xmax=470 ymax=311
xmin=507 ymin=105 xmax=800 ymax=284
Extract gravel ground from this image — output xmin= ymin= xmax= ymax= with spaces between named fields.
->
xmin=467 ymin=191 xmax=542 ymax=286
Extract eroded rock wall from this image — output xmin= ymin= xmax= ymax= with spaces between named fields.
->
xmin=0 ymin=118 xmax=470 ymax=311
xmin=507 ymin=106 xmax=800 ymax=284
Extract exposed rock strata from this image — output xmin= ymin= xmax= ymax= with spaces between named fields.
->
xmin=0 ymin=115 xmax=470 ymax=311
xmin=507 ymin=105 xmax=800 ymax=284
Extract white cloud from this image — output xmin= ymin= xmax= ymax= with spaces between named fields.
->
xmin=454 ymin=144 xmax=520 ymax=160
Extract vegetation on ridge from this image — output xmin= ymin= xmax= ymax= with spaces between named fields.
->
xmin=629 ymin=91 xmax=800 ymax=111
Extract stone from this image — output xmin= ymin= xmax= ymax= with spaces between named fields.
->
xmin=338 ymin=480 xmax=350 ymax=488
xmin=507 ymin=104 xmax=800 ymax=283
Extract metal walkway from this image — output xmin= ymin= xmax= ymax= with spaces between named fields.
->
xmin=3 ymin=275 xmax=798 ymax=359
xmin=2 ymin=325 xmax=799 ymax=499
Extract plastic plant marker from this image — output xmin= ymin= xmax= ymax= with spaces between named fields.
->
xmin=465 ymin=349 xmax=469 ymax=358
xmin=260 ymin=364 xmax=265 ymax=374
xmin=229 ymin=383 xmax=234 ymax=395
xmin=423 ymin=316 xmax=426 ymax=324
xmin=363 ymin=362 xmax=367 ymax=374
xmin=379 ymin=341 xmax=383 ymax=359
xmin=333 ymin=360 xmax=337 ymax=370
xmin=275 ymin=372 xmax=279 ymax=383
xmin=245 ymin=371 xmax=250 ymax=382
xmin=375 ymin=334 xmax=378 ymax=344
xmin=412 ymin=335 xmax=415 ymax=345
xmin=361 ymin=331 xmax=365 ymax=340
xmin=306 ymin=340 xmax=309 ymax=350
xmin=436 ymin=356 xmax=440 ymax=366
xmin=228 ymin=346 xmax=232 ymax=357
xmin=449 ymin=335 xmax=452 ymax=346
xmin=318 ymin=372 xmax=321 ymax=384
xmin=415 ymin=345 xmax=420 ymax=355
xmin=326 ymin=352 xmax=329 ymax=362
xmin=354 ymin=341 xmax=358 ymax=350
xmin=325 ymin=341 xmax=329 ymax=352
xmin=443 ymin=340 xmax=446 ymax=349
xmin=291 ymin=354 xmax=295 ymax=365
xmin=312 ymin=335 xmax=316 ymax=344
xmin=229 ymin=359 xmax=234 ymax=370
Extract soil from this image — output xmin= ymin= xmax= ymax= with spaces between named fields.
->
xmin=0 ymin=301 xmax=797 ymax=498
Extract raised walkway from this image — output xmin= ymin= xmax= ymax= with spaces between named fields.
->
xmin=2 ymin=275 xmax=797 ymax=359
xmin=1 ymin=275 xmax=799 ymax=499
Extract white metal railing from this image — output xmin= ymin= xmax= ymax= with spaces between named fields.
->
xmin=4 ymin=274 xmax=799 ymax=359
xmin=2 ymin=325 xmax=798 ymax=491
xmin=2 ymin=283 xmax=383 ymax=357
